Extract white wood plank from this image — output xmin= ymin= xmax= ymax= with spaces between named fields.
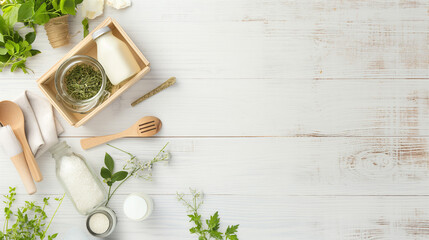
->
xmin=4 ymin=78 xmax=429 ymax=137
xmin=2 ymin=194 xmax=429 ymax=240
xmin=0 ymin=0 xmax=427 ymax=80
xmin=1 ymin=137 xmax=429 ymax=196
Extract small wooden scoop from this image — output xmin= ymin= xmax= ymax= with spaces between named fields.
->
xmin=0 ymin=101 xmax=43 ymax=182
xmin=80 ymin=116 xmax=162 ymax=150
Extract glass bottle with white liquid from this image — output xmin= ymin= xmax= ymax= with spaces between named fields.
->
xmin=92 ymin=26 xmax=141 ymax=85
xmin=50 ymin=141 xmax=107 ymax=215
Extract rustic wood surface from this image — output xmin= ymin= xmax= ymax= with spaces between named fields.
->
xmin=1 ymin=0 xmax=429 ymax=239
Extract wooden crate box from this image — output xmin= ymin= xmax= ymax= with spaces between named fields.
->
xmin=37 ymin=17 xmax=150 ymax=127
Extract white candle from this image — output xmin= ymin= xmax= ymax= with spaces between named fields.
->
xmin=123 ymin=193 xmax=153 ymax=221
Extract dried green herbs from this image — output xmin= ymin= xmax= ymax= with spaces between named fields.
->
xmin=65 ymin=64 xmax=111 ymax=100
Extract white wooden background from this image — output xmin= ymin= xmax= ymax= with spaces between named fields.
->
xmin=1 ymin=0 xmax=429 ymax=239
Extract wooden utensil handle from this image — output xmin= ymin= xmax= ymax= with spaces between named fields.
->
xmin=17 ymin=133 xmax=43 ymax=182
xmin=11 ymin=152 xmax=37 ymax=195
xmin=81 ymin=133 xmax=125 ymax=150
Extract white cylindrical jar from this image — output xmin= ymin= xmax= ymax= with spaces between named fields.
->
xmin=92 ymin=26 xmax=140 ymax=85
xmin=123 ymin=193 xmax=153 ymax=221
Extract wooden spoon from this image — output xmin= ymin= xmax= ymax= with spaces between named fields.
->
xmin=80 ymin=116 xmax=162 ymax=150
xmin=0 ymin=101 xmax=43 ymax=182
xmin=0 ymin=125 xmax=36 ymax=194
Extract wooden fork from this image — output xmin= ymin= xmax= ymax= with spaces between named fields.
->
xmin=80 ymin=116 xmax=162 ymax=150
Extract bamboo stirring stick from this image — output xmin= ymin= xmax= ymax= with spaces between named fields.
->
xmin=131 ymin=77 xmax=176 ymax=107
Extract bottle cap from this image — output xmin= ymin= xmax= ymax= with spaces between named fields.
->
xmin=92 ymin=26 xmax=112 ymax=40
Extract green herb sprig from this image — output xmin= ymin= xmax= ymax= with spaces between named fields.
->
xmin=0 ymin=15 xmax=40 ymax=73
xmin=177 ymin=189 xmax=239 ymax=240
xmin=100 ymin=152 xmax=129 ymax=206
xmin=0 ymin=187 xmax=65 ymax=240
xmin=1 ymin=0 xmax=84 ymax=30
xmin=100 ymin=143 xmax=170 ymax=206
xmin=0 ymin=0 xmax=83 ymax=73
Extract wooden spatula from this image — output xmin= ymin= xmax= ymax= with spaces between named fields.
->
xmin=80 ymin=116 xmax=162 ymax=150
xmin=0 ymin=101 xmax=43 ymax=182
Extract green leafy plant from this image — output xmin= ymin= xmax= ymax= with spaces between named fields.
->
xmin=177 ymin=189 xmax=239 ymax=240
xmin=0 ymin=0 xmax=83 ymax=73
xmin=100 ymin=143 xmax=170 ymax=206
xmin=0 ymin=14 xmax=40 ymax=73
xmin=1 ymin=0 xmax=84 ymax=30
xmin=0 ymin=187 xmax=65 ymax=240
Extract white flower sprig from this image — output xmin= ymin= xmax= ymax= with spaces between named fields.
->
xmin=120 ymin=143 xmax=170 ymax=180
xmin=102 ymin=143 xmax=170 ymax=206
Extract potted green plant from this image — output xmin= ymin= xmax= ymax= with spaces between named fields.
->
xmin=1 ymin=0 xmax=83 ymax=48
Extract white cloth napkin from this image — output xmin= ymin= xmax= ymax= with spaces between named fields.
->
xmin=14 ymin=91 xmax=64 ymax=158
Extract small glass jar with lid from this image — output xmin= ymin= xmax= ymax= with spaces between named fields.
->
xmin=49 ymin=141 xmax=107 ymax=215
xmin=86 ymin=206 xmax=117 ymax=238
xmin=55 ymin=55 xmax=110 ymax=113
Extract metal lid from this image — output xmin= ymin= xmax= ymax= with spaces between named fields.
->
xmin=92 ymin=26 xmax=112 ymax=40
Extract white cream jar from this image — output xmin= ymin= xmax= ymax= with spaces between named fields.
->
xmin=123 ymin=193 xmax=154 ymax=221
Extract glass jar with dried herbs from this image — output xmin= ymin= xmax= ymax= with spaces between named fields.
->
xmin=55 ymin=55 xmax=112 ymax=113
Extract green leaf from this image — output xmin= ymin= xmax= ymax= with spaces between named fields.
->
xmin=188 ymin=212 xmax=202 ymax=227
xmin=5 ymin=41 xmax=14 ymax=55
xmin=111 ymin=171 xmax=128 ymax=182
xmin=10 ymin=41 xmax=19 ymax=53
xmin=25 ymin=32 xmax=36 ymax=44
xmin=3 ymin=5 xmax=20 ymax=26
xmin=104 ymin=153 xmax=114 ymax=172
xmin=0 ymin=48 xmax=8 ymax=55
xmin=20 ymin=41 xmax=31 ymax=53
xmin=209 ymin=231 xmax=223 ymax=240
xmin=52 ymin=0 xmax=60 ymax=11
xmin=207 ymin=212 xmax=220 ymax=231
xmin=60 ymin=0 xmax=76 ymax=15
xmin=225 ymin=225 xmax=239 ymax=235
xmin=18 ymin=1 xmax=34 ymax=21
xmin=33 ymin=3 xmax=49 ymax=25
xmin=20 ymin=65 xmax=28 ymax=74
xmin=227 ymin=235 xmax=238 ymax=240
xmin=12 ymin=31 xmax=23 ymax=43
xmin=82 ymin=17 xmax=89 ymax=38
xmin=0 ymin=16 xmax=9 ymax=35
xmin=11 ymin=59 xmax=25 ymax=72
xmin=100 ymin=167 xmax=111 ymax=179
xmin=29 ymin=49 xmax=41 ymax=56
